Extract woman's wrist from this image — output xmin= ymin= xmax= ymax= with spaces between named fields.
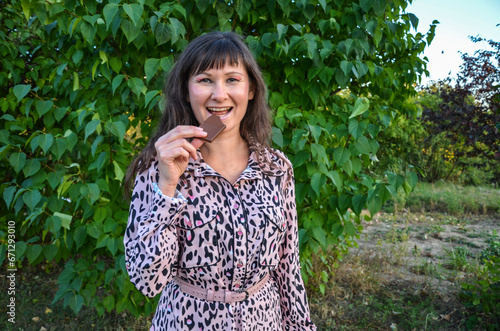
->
xmin=157 ymin=178 xmax=178 ymax=197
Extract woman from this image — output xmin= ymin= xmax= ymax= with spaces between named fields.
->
xmin=124 ymin=31 xmax=316 ymax=331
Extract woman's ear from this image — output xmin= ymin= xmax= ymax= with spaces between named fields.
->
xmin=248 ymin=81 xmax=255 ymax=100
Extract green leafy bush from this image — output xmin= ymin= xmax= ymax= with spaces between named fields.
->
xmin=0 ymin=0 xmax=432 ymax=316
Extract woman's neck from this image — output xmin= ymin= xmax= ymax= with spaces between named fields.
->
xmin=200 ymin=132 xmax=250 ymax=183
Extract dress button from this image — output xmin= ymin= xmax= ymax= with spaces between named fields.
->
xmin=233 ymin=282 xmax=241 ymax=289
xmin=237 ymin=228 xmax=243 ymax=236
xmin=234 ymin=203 xmax=239 ymax=209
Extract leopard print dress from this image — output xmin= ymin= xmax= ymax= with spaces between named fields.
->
xmin=124 ymin=143 xmax=316 ymax=330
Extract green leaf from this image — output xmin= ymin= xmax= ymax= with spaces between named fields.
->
xmin=15 ymin=241 xmax=27 ymax=260
xmin=121 ymin=19 xmax=140 ymax=43
xmin=352 ymin=194 xmax=366 ymax=215
xmin=23 ymin=159 xmax=41 ymax=177
xmin=144 ymin=58 xmax=160 ymax=83
xmin=272 ymin=127 xmax=283 ymax=147
xmin=277 ymin=24 xmax=288 ymax=40
xmin=103 ymin=295 xmax=115 ymax=312
xmin=23 ymin=190 xmax=42 ymax=210
xmin=340 ymin=60 xmax=353 ymax=76
xmin=56 ymin=63 xmax=68 ymax=76
xmin=87 ymin=223 xmax=102 ymax=239
xmin=0 ymin=130 xmax=10 ymax=145
xmin=155 ymin=22 xmax=171 ymax=46
xmin=54 ymin=212 xmax=73 ymax=230
xmin=160 ymin=56 xmax=174 ymax=72
xmin=145 ymin=90 xmax=160 ymax=108
xmin=308 ymin=124 xmax=323 ymax=143
xmin=36 ymin=100 xmax=53 ymax=117
xmin=406 ymin=171 xmax=418 ymax=189
xmin=311 ymin=227 xmax=327 ymax=247
xmin=103 ymin=3 xmax=119 ymax=30
xmin=348 ymin=119 xmax=367 ymax=139
xmin=331 ymin=223 xmax=344 ymax=238
xmin=408 ymin=13 xmax=419 ymax=29
xmin=169 ymin=18 xmax=185 ymax=45
xmin=122 ymin=3 xmax=143 ymax=27
xmin=74 ymin=225 xmax=87 ymax=249
xmin=9 ymin=152 xmax=27 ymax=173
xmin=80 ymin=21 xmax=96 ymax=44
xmin=326 ymin=171 xmax=343 ymax=190
xmin=367 ymin=196 xmax=382 ymax=216
xmin=85 ymin=119 xmax=101 ymax=142
xmin=355 ymin=136 xmax=372 ymax=155
xmin=73 ymin=72 xmax=80 ymax=91
xmin=68 ymin=294 xmax=84 ymax=314
xmin=106 ymin=120 xmax=126 ymax=144
xmin=350 ymin=97 xmax=370 ymax=118
xmin=113 ymin=161 xmax=125 ymax=182
xmin=4 ymin=186 xmax=16 ymax=209
xmin=333 ymin=147 xmax=351 ymax=166
xmin=127 ymin=77 xmax=144 ymax=96
xmin=13 ymin=84 xmax=31 ymax=102
xmin=344 ymin=221 xmax=357 ymax=236
xmin=303 ymin=33 xmax=317 ymax=59
xmin=43 ymin=245 xmax=58 ymax=261
xmin=51 ymin=138 xmax=66 ymax=160
xmin=109 ymin=57 xmax=122 ymax=74
xmin=47 ymin=172 xmax=61 ymax=190
xmin=319 ymin=283 xmax=325 ymax=295
xmin=107 ymin=237 xmax=120 ymax=256
xmin=310 ymin=173 xmax=324 ymax=197
xmin=26 ymin=244 xmax=43 ymax=264
xmin=87 ymin=183 xmax=100 ymax=205
xmin=112 ymin=74 xmax=125 ymax=94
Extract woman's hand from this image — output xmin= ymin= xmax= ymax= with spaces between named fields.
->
xmin=154 ymin=126 xmax=207 ymax=197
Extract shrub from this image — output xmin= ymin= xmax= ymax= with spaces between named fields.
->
xmin=0 ymin=0 xmax=431 ymax=316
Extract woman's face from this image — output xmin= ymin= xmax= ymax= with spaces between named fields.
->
xmin=188 ymin=62 xmax=254 ymax=138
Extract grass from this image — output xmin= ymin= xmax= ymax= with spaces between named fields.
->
xmin=386 ymin=182 xmax=500 ymax=215
xmin=0 ymin=264 xmax=150 ymax=330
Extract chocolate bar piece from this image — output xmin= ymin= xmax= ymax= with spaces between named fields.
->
xmin=199 ymin=115 xmax=226 ymax=142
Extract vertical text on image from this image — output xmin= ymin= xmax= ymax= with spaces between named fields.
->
xmin=6 ymin=219 xmax=16 ymax=324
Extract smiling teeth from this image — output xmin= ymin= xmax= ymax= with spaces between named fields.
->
xmin=207 ymin=107 xmax=231 ymax=112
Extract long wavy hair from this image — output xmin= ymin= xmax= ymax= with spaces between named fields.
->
xmin=124 ymin=31 xmax=272 ymax=193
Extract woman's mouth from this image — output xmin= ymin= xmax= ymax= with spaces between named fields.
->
xmin=207 ymin=107 xmax=232 ymax=119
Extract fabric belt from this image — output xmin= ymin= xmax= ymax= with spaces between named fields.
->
xmin=174 ymin=273 xmax=270 ymax=304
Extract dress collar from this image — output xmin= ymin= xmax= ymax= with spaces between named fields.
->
xmin=185 ymin=140 xmax=284 ymax=180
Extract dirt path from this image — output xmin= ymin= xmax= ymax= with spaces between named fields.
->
xmin=309 ymin=211 xmax=500 ymax=330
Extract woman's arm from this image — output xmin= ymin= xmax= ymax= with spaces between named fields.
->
xmin=271 ymin=156 xmax=317 ymax=330
xmin=124 ymin=163 xmax=186 ymax=297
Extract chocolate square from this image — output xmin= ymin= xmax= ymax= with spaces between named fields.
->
xmin=199 ymin=115 xmax=226 ymax=142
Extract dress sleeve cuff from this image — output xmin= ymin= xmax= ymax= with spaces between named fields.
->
xmin=149 ymin=182 xmax=187 ymax=225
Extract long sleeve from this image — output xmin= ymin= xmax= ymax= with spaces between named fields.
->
xmin=271 ymin=164 xmax=316 ymax=331
xmin=124 ymin=163 xmax=187 ymax=298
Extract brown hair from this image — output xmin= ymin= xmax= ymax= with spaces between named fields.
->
xmin=124 ymin=31 xmax=272 ymax=193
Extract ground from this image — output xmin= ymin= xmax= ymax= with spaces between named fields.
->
xmin=309 ymin=211 xmax=500 ymax=330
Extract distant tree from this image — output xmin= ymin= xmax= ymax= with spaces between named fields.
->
xmin=420 ymin=37 xmax=500 ymax=183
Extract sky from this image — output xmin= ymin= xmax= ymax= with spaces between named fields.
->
xmin=406 ymin=0 xmax=500 ymax=86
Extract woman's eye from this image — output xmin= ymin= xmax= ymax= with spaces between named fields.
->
xmin=227 ymin=78 xmax=240 ymax=83
xmin=199 ymin=78 xmax=211 ymax=83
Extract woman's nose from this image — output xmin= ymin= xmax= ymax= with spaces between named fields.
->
xmin=211 ymin=82 xmax=228 ymax=101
